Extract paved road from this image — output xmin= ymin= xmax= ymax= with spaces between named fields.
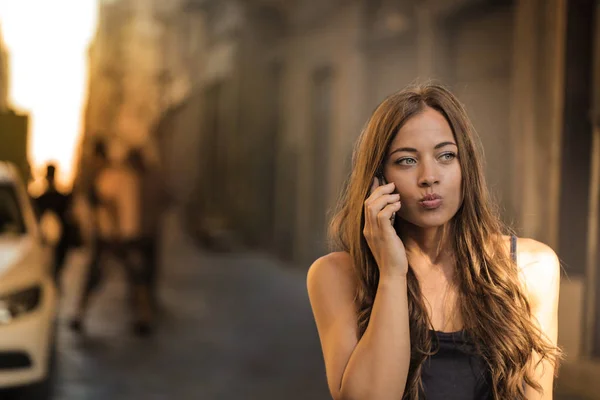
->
xmin=54 ymin=212 xmax=330 ymax=400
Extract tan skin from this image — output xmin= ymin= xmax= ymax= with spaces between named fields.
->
xmin=307 ymin=107 xmax=560 ymax=399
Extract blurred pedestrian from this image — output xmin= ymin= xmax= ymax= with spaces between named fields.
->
xmin=35 ymin=163 xmax=76 ymax=287
xmin=126 ymin=148 xmax=168 ymax=312
xmin=70 ymin=139 xmax=154 ymax=336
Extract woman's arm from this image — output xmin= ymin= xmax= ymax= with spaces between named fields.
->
xmin=518 ymin=239 xmax=561 ymax=400
xmin=307 ymin=252 xmax=411 ymax=400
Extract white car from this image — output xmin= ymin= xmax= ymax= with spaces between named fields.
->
xmin=0 ymin=162 xmax=58 ymax=399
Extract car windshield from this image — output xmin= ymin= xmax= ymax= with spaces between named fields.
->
xmin=0 ymin=184 xmax=25 ymax=235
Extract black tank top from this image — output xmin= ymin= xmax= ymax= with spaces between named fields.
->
xmin=420 ymin=235 xmax=518 ymax=399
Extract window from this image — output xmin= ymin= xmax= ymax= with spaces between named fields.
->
xmin=0 ymin=184 xmax=25 ymax=235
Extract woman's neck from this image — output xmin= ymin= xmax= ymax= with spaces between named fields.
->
xmin=399 ymin=223 xmax=453 ymax=266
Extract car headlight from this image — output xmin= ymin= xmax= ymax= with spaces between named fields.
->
xmin=0 ymin=286 xmax=42 ymax=324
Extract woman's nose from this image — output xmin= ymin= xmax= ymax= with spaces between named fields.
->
xmin=418 ymin=163 xmax=439 ymax=187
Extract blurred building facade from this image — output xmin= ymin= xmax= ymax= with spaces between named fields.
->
xmin=0 ymin=24 xmax=30 ymax=182
xmin=82 ymin=0 xmax=205 ymax=179
xmin=0 ymin=24 xmax=8 ymax=113
xmin=169 ymin=0 xmax=584 ymax=266
xmin=84 ymin=0 xmax=600 ymax=391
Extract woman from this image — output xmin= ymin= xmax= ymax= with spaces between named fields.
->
xmin=307 ymin=83 xmax=561 ymax=399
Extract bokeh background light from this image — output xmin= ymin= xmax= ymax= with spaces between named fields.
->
xmin=0 ymin=0 xmax=98 ymax=193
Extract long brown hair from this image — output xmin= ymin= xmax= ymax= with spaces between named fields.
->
xmin=329 ymin=83 xmax=561 ymax=399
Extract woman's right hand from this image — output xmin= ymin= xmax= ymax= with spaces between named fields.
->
xmin=363 ymin=177 xmax=408 ymax=278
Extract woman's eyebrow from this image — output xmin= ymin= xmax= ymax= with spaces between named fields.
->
xmin=434 ymin=141 xmax=457 ymax=150
xmin=388 ymin=141 xmax=457 ymax=156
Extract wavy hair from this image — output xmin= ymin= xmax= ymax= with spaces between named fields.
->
xmin=328 ymin=83 xmax=561 ymax=399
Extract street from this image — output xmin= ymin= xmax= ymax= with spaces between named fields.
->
xmin=54 ymin=211 xmax=329 ymax=399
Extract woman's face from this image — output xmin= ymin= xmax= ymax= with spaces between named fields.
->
xmin=383 ymin=107 xmax=463 ymax=229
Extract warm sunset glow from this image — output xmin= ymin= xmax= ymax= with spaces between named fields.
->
xmin=0 ymin=0 xmax=98 ymax=193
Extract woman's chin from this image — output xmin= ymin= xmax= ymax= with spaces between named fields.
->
xmin=399 ymin=213 xmax=453 ymax=230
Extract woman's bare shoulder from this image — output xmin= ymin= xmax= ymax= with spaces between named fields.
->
xmin=501 ymin=235 xmax=558 ymax=268
xmin=510 ymin=236 xmax=561 ymax=310
xmin=514 ymin=237 xmax=559 ymax=270
xmin=307 ymin=251 xmax=357 ymax=296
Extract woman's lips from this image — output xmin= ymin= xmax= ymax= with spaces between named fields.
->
xmin=419 ymin=199 xmax=443 ymax=209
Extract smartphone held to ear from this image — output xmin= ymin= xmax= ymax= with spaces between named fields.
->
xmin=377 ymin=173 xmax=397 ymax=225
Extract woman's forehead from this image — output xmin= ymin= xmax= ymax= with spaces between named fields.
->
xmin=392 ymin=109 xmax=454 ymax=146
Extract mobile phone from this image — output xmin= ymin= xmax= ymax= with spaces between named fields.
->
xmin=377 ymin=173 xmax=396 ymax=225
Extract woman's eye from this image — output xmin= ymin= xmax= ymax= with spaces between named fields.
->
xmin=440 ymin=152 xmax=456 ymax=161
xmin=396 ymin=158 xmax=416 ymax=165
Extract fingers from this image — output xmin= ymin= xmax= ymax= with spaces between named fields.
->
xmin=364 ymin=193 xmax=401 ymax=222
xmin=365 ymin=177 xmax=399 ymax=232
xmin=368 ymin=181 xmax=395 ymax=199
xmin=363 ymin=196 xmax=401 ymax=239
xmin=376 ymin=202 xmax=401 ymax=228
